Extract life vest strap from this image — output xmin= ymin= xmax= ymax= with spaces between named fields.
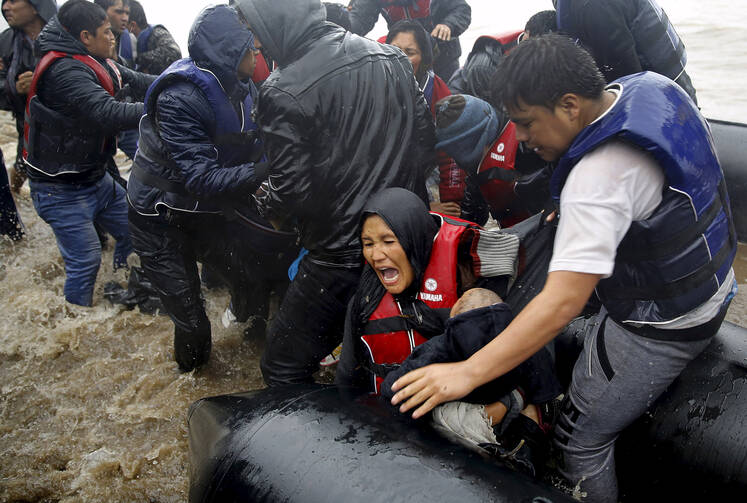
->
xmin=362 ymin=309 xmax=451 ymax=336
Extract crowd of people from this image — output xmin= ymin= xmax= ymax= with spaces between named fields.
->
xmin=0 ymin=1 xmax=738 ymax=502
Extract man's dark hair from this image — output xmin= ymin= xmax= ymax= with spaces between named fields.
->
xmin=59 ymin=0 xmax=108 ymax=41
xmin=93 ymin=0 xmax=129 ymax=11
xmin=525 ymin=10 xmax=557 ymax=37
xmin=324 ymin=3 xmax=351 ymax=31
xmin=385 ymin=19 xmax=433 ymax=77
xmin=494 ymin=33 xmax=606 ymax=110
xmin=128 ymin=0 xmax=148 ymax=29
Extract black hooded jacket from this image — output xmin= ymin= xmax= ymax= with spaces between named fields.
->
xmin=0 ymin=0 xmax=57 ymax=126
xmin=24 ymin=16 xmax=155 ymax=184
xmin=233 ymin=0 xmax=436 ymax=263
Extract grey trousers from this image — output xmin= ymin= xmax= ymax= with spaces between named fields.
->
xmin=553 ymin=309 xmax=711 ymax=503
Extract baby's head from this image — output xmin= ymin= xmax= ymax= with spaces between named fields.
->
xmin=450 ymin=288 xmax=504 ymax=318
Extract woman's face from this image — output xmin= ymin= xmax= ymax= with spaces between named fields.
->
xmin=390 ymin=31 xmax=422 ymax=77
xmin=361 ymin=215 xmax=415 ymax=295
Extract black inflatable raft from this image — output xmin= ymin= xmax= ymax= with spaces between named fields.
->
xmin=188 ymin=119 xmax=747 ymax=502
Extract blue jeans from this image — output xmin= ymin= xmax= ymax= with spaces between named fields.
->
xmin=30 ymin=173 xmax=132 ymax=306
xmin=118 ymin=128 xmax=139 ymax=160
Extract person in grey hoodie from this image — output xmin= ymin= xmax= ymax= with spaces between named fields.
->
xmin=0 ymin=0 xmax=57 ymax=191
xmin=231 ymin=0 xmax=436 ymax=386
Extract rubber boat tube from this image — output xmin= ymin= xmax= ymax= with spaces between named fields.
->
xmin=188 ymin=384 xmax=576 ymax=503
xmin=189 ymin=320 xmax=747 ymax=502
xmin=710 ymin=119 xmax=747 ymax=242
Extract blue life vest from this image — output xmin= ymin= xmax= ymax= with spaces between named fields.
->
xmin=136 ymin=25 xmax=155 ymax=59
xmin=118 ymin=29 xmax=135 ymax=67
xmin=130 ymin=58 xmax=262 ymax=214
xmin=551 ymin=72 xmax=736 ymax=325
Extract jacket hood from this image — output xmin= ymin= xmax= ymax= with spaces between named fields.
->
xmin=232 ymin=0 xmax=326 ymax=66
xmin=362 ymin=188 xmax=439 ymax=288
xmin=37 ymin=15 xmax=90 ymax=56
xmin=188 ymin=5 xmax=254 ymax=87
xmin=2 ymin=0 xmax=57 ymax=24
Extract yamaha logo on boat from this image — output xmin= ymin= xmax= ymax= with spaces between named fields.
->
xmin=425 ymin=278 xmax=438 ymax=292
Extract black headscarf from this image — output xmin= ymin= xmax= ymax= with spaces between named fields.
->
xmin=349 ymin=188 xmax=441 ymax=336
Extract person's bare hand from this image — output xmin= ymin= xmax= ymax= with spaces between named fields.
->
xmin=15 ymin=71 xmax=33 ymax=95
xmin=545 ymin=210 xmax=557 ymax=222
xmin=390 ymin=361 xmax=476 ymax=419
xmin=431 ymin=24 xmax=452 ymax=41
xmin=430 ymin=201 xmax=461 ymax=217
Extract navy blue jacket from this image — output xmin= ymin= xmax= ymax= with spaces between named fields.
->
xmin=556 ymin=0 xmax=692 ymax=98
xmin=127 ymin=5 xmax=262 ymax=216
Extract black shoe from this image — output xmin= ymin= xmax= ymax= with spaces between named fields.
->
xmin=480 ymin=415 xmax=549 ymax=478
xmin=174 ymin=328 xmax=211 ymax=372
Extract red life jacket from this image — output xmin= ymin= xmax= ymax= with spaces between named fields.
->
xmin=472 ymin=29 xmax=523 ymax=55
xmin=381 ymin=0 xmax=431 ymax=23
xmin=23 ymin=51 xmax=121 ymax=160
xmin=476 ymin=121 xmax=530 ymax=227
xmin=360 ymin=214 xmax=481 ymax=394
xmin=252 ymin=52 xmax=271 ymax=83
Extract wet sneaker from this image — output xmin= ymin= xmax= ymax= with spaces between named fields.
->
xmin=319 ymin=344 xmax=343 ymax=367
xmin=432 ymin=401 xmax=497 ymax=446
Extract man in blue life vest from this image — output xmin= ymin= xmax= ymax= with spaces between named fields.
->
xmin=127 ymin=4 xmax=293 ymax=373
xmin=24 ymin=0 xmax=154 ymax=307
xmin=127 ymin=0 xmax=181 ymax=75
xmin=389 ymin=34 xmax=737 ymax=502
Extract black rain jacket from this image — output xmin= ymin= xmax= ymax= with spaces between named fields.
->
xmin=234 ymin=0 xmax=436 ymax=264
xmin=135 ymin=25 xmax=182 ymax=75
xmin=25 ymin=15 xmax=154 ymax=184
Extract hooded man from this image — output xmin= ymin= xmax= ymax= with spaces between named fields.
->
xmin=127 ymin=4 xmax=294 ymax=373
xmin=24 ymin=0 xmax=155 ymax=306
xmin=0 ymin=0 xmax=57 ymax=192
xmin=231 ymin=0 xmax=436 ymax=386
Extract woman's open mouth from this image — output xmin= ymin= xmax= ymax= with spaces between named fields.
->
xmin=378 ymin=267 xmax=400 ymax=285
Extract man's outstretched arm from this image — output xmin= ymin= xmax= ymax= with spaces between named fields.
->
xmin=391 ymin=270 xmax=601 ymax=418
